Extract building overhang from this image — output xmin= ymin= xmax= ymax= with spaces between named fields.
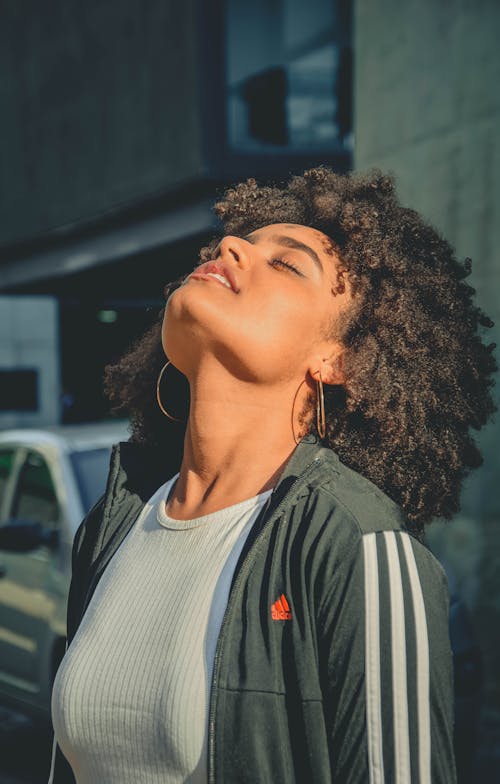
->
xmin=0 ymin=198 xmax=215 ymax=291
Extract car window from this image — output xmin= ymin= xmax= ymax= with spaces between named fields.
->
xmin=69 ymin=447 xmax=112 ymax=513
xmin=11 ymin=450 xmax=60 ymax=527
xmin=0 ymin=448 xmax=16 ymax=502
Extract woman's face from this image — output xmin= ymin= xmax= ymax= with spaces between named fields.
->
xmin=163 ymin=223 xmax=352 ymax=385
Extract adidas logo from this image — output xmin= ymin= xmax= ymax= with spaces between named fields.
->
xmin=271 ymin=593 xmax=292 ymax=621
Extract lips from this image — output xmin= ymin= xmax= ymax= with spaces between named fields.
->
xmin=190 ymin=260 xmax=240 ymax=293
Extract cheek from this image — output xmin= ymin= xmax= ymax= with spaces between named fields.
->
xmin=239 ymin=293 xmax=319 ymax=357
xmin=267 ymin=290 xmax=318 ymax=333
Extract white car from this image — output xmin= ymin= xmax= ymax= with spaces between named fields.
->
xmin=0 ymin=420 xmax=129 ymax=722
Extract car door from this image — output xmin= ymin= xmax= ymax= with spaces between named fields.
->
xmin=0 ymin=448 xmax=61 ymax=700
xmin=0 ymin=445 xmax=23 ymax=683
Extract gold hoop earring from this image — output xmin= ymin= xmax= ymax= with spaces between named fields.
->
xmin=316 ymin=370 xmax=326 ymax=439
xmin=156 ymin=361 xmax=184 ymax=422
xmin=291 ymin=377 xmax=308 ymax=445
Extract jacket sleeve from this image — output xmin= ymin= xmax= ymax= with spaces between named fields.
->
xmin=318 ymin=525 xmax=457 ymax=783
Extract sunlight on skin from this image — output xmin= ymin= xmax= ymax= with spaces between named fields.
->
xmin=159 ymin=223 xmax=353 ymax=520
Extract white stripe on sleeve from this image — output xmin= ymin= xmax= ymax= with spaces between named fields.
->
xmin=384 ymin=531 xmax=411 ymax=784
xmin=363 ymin=533 xmax=385 ymax=784
xmin=400 ymin=532 xmax=431 ymax=784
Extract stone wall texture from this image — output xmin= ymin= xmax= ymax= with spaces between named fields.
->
xmin=354 ymin=0 xmax=500 ymax=770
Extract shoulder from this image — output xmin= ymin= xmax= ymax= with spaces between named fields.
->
xmin=312 ymin=447 xmax=407 ymax=536
xmin=290 ymin=448 xmax=407 ymax=559
xmin=294 ymin=449 xmax=448 ymax=598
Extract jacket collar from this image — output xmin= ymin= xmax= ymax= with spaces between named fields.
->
xmin=106 ymin=433 xmax=411 ymax=531
xmin=108 ymin=432 xmax=332 ymax=508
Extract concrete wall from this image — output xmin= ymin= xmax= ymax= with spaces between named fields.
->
xmin=0 ymin=296 xmax=60 ymax=427
xmin=0 ymin=0 xmax=203 ymax=246
xmin=354 ymin=0 xmax=500 ymax=760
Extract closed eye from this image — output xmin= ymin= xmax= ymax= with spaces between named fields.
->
xmin=268 ymin=258 xmax=303 ymax=276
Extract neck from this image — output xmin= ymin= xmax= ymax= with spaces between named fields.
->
xmin=166 ymin=359 xmax=309 ymax=519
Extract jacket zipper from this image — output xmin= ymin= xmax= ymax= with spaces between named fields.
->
xmin=206 ymin=456 xmax=321 ymax=783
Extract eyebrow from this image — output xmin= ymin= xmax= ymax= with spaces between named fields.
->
xmin=244 ymin=233 xmax=323 ymax=273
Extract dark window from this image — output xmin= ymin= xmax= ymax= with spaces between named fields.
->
xmin=241 ymin=67 xmax=288 ymax=146
xmin=0 ymin=369 xmax=38 ymax=411
xmin=11 ymin=451 xmax=59 ymax=527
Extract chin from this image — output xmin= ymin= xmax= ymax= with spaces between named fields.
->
xmin=166 ymin=280 xmax=229 ymax=336
xmin=166 ymin=280 xmax=211 ymax=323
xmin=162 ymin=289 xmax=211 ymax=373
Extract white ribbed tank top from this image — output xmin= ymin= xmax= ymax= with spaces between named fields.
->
xmin=51 ymin=474 xmax=272 ymax=783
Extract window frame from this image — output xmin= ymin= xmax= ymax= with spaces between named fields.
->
xmin=8 ymin=447 xmax=61 ymax=531
xmin=0 ymin=446 xmax=24 ymax=525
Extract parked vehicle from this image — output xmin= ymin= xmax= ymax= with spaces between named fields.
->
xmin=0 ymin=420 xmax=129 ymax=721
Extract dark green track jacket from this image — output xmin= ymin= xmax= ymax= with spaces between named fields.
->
xmin=49 ymin=435 xmax=456 ymax=783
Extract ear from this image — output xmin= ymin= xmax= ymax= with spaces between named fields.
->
xmin=309 ymin=347 xmax=345 ymax=386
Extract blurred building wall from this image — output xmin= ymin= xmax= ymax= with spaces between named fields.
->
xmin=354 ymin=0 xmax=500 ymax=761
xmin=0 ymin=0 xmax=204 ymax=246
xmin=0 ymin=296 xmax=60 ymax=427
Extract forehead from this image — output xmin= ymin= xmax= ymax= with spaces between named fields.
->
xmin=248 ymin=223 xmax=336 ymax=256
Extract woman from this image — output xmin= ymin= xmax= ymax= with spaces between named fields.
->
xmin=49 ymin=168 xmax=496 ymax=783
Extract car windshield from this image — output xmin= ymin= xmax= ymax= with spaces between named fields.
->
xmin=69 ymin=447 xmax=112 ymax=512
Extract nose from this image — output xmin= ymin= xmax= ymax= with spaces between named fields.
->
xmin=216 ymin=236 xmax=251 ymax=269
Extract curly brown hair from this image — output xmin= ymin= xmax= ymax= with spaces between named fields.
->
xmin=103 ymin=167 xmax=497 ymax=534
